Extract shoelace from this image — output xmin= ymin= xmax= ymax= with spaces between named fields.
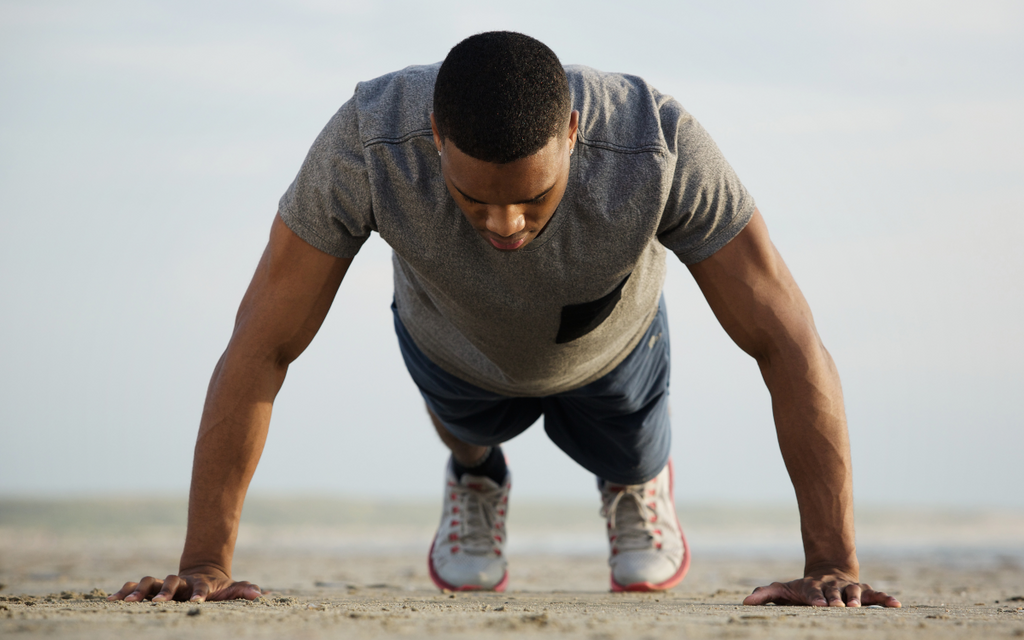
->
xmin=601 ymin=483 xmax=659 ymax=552
xmin=450 ymin=481 xmax=505 ymax=554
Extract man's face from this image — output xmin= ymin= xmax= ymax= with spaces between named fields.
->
xmin=431 ymin=111 xmax=579 ymax=251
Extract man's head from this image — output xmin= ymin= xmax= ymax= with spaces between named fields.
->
xmin=431 ymin=31 xmax=578 ymax=252
xmin=433 ymin=31 xmax=571 ymax=164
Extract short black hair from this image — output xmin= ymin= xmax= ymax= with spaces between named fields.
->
xmin=433 ymin=31 xmax=571 ymax=164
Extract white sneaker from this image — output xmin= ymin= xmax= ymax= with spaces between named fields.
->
xmin=428 ymin=460 xmax=510 ymax=591
xmin=600 ymin=459 xmax=689 ymax=592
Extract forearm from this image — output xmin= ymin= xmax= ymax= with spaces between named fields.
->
xmin=759 ymin=338 xmax=857 ymax=578
xmin=179 ymin=344 xmax=288 ymax=574
xmin=688 ymin=211 xmax=896 ymax=606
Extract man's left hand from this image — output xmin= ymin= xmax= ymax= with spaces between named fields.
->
xmin=743 ymin=574 xmax=901 ymax=607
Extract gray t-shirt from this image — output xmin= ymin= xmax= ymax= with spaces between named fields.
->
xmin=279 ymin=64 xmax=754 ymax=396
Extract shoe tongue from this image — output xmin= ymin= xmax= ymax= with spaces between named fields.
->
xmin=617 ymin=492 xmax=645 ymax=524
xmin=610 ymin=488 xmax=654 ymax=550
xmin=457 ymin=474 xmax=501 ymax=551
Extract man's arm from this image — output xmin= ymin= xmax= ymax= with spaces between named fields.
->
xmin=110 ymin=215 xmax=352 ymax=603
xmin=686 ymin=209 xmax=899 ymax=608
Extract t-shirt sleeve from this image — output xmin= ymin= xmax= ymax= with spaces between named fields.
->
xmin=656 ymin=97 xmax=755 ymax=264
xmin=277 ymin=98 xmax=375 ymax=258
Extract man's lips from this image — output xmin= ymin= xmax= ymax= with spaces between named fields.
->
xmin=487 ymin=235 xmax=526 ymax=251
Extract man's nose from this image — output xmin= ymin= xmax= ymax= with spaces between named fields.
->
xmin=485 ymin=206 xmax=526 ymax=237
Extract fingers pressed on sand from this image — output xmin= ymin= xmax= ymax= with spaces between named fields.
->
xmin=152 ymin=575 xmax=182 ymax=602
xmin=109 ymin=582 xmax=139 ymax=601
xmin=802 ymin=583 xmax=828 ymax=607
xmin=745 ymin=583 xmax=793 ymax=606
xmin=189 ymin=582 xmax=210 ymax=603
xmin=209 ymin=582 xmax=261 ymax=601
xmin=826 ymin=586 xmax=846 ymax=607
xmin=128 ymin=576 xmax=162 ymax=602
xmin=742 ymin=585 xmax=772 ymax=605
xmin=866 ymin=590 xmax=901 ymax=608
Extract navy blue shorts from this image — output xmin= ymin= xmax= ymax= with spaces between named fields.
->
xmin=393 ymin=297 xmax=671 ymax=485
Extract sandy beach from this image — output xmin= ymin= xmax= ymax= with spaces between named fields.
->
xmin=2 ymin=497 xmax=1022 ymax=638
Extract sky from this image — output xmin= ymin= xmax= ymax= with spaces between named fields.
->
xmin=1 ymin=0 xmax=1022 ymax=509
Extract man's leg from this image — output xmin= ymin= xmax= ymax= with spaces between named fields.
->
xmin=428 ymin=407 xmax=509 ymax=485
xmin=543 ymin=296 xmax=689 ymax=592
xmin=393 ymin=303 xmax=539 ymax=591
xmin=428 ymin=408 xmax=488 ymax=467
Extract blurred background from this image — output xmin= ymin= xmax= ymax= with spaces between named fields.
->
xmin=1 ymin=0 xmax=1022 ymax=522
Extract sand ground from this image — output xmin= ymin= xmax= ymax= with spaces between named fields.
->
xmin=2 ymin=498 xmax=1022 ymax=639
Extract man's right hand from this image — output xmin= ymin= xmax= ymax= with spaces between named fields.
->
xmin=108 ymin=567 xmax=262 ymax=603
xmin=109 ymin=217 xmax=350 ymax=606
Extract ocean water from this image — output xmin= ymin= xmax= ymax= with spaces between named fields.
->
xmin=2 ymin=497 xmax=1022 ymax=566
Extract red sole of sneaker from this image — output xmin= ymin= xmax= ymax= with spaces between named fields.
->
xmin=427 ymin=537 xmax=509 ymax=593
xmin=609 ymin=458 xmax=691 ymax=593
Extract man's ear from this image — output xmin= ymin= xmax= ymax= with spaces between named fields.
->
xmin=430 ymin=113 xmax=443 ymax=154
xmin=568 ymin=110 xmax=579 ymax=146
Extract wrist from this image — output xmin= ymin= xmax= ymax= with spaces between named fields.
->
xmin=803 ymin=557 xmax=859 ymax=581
xmin=801 ymin=526 xmax=858 ymax=579
xmin=180 ymin=526 xmax=236 ymax=577
xmin=178 ymin=562 xmax=231 ymax=578
xmin=179 ymin=553 xmax=232 ymax=578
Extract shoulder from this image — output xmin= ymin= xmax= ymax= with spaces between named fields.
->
xmin=351 ymin=63 xmax=440 ymax=146
xmin=566 ymin=65 xmax=688 ymax=155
